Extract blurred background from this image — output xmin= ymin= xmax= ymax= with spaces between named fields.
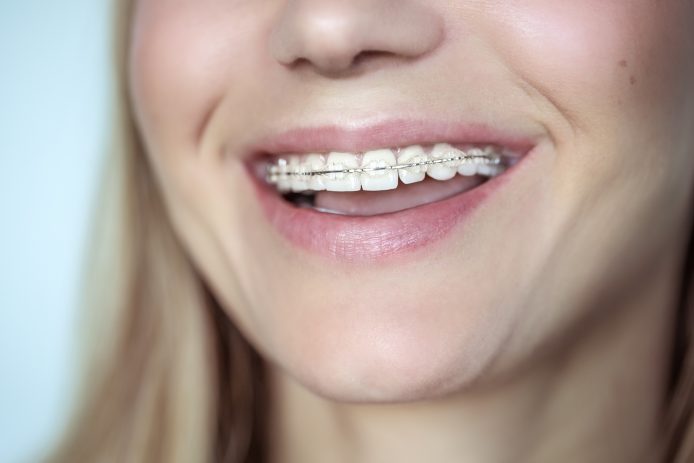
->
xmin=0 ymin=2 xmax=111 ymax=461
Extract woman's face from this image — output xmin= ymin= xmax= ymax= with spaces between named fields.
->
xmin=130 ymin=0 xmax=694 ymax=401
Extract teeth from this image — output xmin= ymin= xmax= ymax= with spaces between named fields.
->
xmin=276 ymin=158 xmax=292 ymax=192
xmin=304 ymin=154 xmax=326 ymax=191
xmin=361 ymin=149 xmax=398 ymax=191
xmin=289 ymin=156 xmax=309 ymax=192
xmin=476 ymin=163 xmax=496 ymax=176
xmin=397 ymin=145 xmax=427 ymax=184
xmin=324 ymin=152 xmax=361 ymax=192
xmin=427 ymin=143 xmax=458 ymax=181
xmin=457 ymin=161 xmax=477 ymax=176
xmin=265 ymin=143 xmax=509 ymax=193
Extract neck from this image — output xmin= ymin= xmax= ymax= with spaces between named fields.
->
xmin=265 ymin=260 xmax=678 ymax=463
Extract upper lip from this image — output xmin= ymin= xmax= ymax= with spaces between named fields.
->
xmin=243 ymin=118 xmax=539 ymax=163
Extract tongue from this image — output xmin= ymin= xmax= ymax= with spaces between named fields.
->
xmin=313 ymin=175 xmax=486 ymax=216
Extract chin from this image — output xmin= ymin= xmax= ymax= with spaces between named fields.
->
xmin=270 ymin=295 xmax=513 ymax=404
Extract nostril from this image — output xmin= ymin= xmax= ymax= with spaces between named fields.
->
xmin=269 ymin=0 xmax=444 ymax=77
xmin=295 ymin=50 xmax=403 ymax=77
xmin=351 ymin=50 xmax=398 ymax=69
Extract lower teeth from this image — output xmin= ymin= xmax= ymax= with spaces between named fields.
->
xmin=282 ymin=175 xmax=488 ymax=216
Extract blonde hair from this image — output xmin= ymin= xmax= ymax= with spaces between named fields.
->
xmin=47 ymin=1 xmax=264 ymax=461
xmin=48 ymin=1 xmax=692 ymax=462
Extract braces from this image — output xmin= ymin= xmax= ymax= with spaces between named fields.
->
xmin=265 ymin=148 xmax=504 ymax=183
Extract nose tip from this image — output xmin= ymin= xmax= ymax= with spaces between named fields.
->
xmin=278 ymin=13 xmax=369 ymax=72
xmin=270 ymin=0 xmax=444 ymax=75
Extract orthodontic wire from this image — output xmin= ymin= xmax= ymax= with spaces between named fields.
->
xmin=266 ymin=150 xmax=503 ymax=183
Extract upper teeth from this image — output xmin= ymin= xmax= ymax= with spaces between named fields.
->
xmin=266 ymin=143 xmax=509 ymax=192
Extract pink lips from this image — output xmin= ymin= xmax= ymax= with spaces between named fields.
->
xmin=245 ymin=119 xmax=537 ymax=263
xmin=249 ymin=119 xmax=534 ymax=156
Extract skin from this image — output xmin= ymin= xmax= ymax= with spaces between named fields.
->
xmin=129 ymin=1 xmax=694 ymax=462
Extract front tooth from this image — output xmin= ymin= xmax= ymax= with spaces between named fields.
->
xmin=289 ymin=155 xmax=310 ymax=192
xmin=323 ymin=152 xmax=361 ymax=192
xmin=304 ymin=154 xmax=326 ymax=191
xmin=397 ymin=145 xmax=427 ymax=184
xmin=427 ymin=143 xmax=458 ymax=181
xmin=361 ymin=149 xmax=398 ymax=191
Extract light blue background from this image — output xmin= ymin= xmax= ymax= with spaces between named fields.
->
xmin=0 ymin=2 xmax=111 ymax=462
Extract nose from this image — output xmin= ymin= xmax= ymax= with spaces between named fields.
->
xmin=269 ymin=0 xmax=444 ymax=75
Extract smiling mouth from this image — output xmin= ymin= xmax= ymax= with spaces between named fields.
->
xmin=243 ymin=119 xmax=538 ymax=261
xmin=258 ymin=142 xmax=519 ymax=216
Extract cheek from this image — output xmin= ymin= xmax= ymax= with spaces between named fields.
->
xmin=490 ymin=1 xmax=694 ymax=208
xmin=129 ymin=1 xmax=261 ymax=160
xmin=126 ymin=1 xmax=287 ymax=346
xmin=470 ymin=1 xmax=694 ymax=365
xmin=127 ymin=1 xmax=260 ymax=252
xmin=493 ymin=1 xmax=689 ymax=128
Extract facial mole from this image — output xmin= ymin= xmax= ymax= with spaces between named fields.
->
xmin=630 ymin=75 xmax=637 ymax=85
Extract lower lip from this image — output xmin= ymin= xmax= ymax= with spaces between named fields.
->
xmin=248 ymin=149 xmax=534 ymax=263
